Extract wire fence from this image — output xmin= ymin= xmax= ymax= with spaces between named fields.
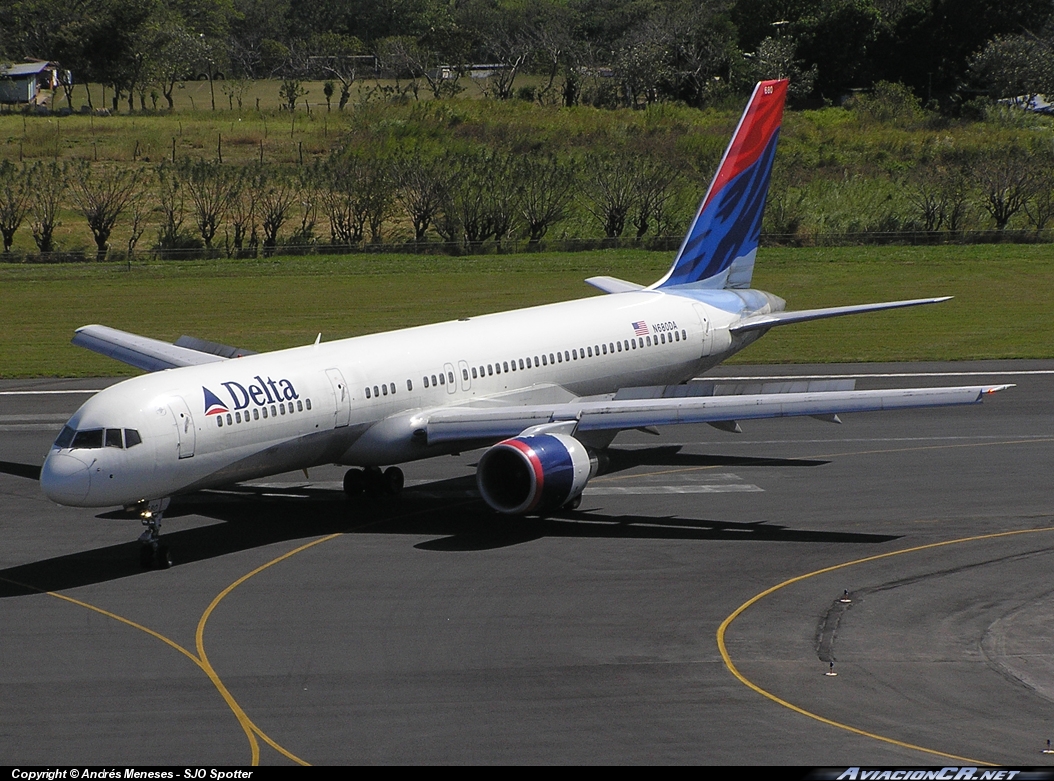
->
xmin=3 ymin=228 xmax=1053 ymax=264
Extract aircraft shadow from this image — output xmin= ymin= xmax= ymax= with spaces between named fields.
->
xmin=0 ymin=470 xmax=896 ymax=597
xmin=599 ymin=445 xmax=829 ymax=473
xmin=0 ymin=460 xmax=41 ymax=480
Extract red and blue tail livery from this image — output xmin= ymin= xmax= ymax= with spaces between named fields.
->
xmin=653 ymin=78 xmax=788 ymax=291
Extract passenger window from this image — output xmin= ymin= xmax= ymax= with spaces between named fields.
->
xmin=587 ymin=346 xmax=593 ymax=357
xmin=306 ymin=399 xmax=312 ymax=410
xmin=503 ymin=361 xmax=509 ymax=372
xmin=534 ymin=356 xmax=539 ymax=366
xmin=432 ymin=374 xmax=438 ymax=386
xmin=254 ymin=408 xmax=260 ymax=420
xmin=602 ymin=344 xmax=607 ymax=355
xmin=217 ymin=417 xmax=223 ymax=428
xmin=616 ymin=342 xmax=622 ymax=352
xmin=54 ymin=426 xmax=75 ymax=449
xmin=519 ymin=359 xmax=524 ymax=370
xmin=448 ymin=371 xmax=454 ymax=384
xmin=296 ymin=401 xmax=302 ymax=412
xmin=374 ymin=385 xmax=380 ymax=396
xmin=439 ymin=373 xmax=445 ymax=385
xmin=366 ymin=387 xmax=371 ymax=398
xmin=572 ymin=349 xmax=577 ymax=360
xmin=647 ymin=336 xmax=652 ymax=346
xmin=280 ymin=404 xmax=285 ymax=415
xmin=270 ymin=405 xmax=276 ymax=417
xmin=674 ymin=331 xmax=679 ymax=341
xmin=382 ymin=384 xmax=388 ymax=396
xmin=682 ymin=329 xmax=686 ymax=340
xmin=487 ymin=364 xmax=493 ymax=375
xmin=661 ymin=333 xmax=666 ymax=344
xmin=542 ymin=355 xmax=547 ymax=366
xmin=226 ymin=414 xmax=233 ymax=426
xmin=556 ymin=352 xmax=562 ymax=363
xmin=391 ymin=383 xmax=396 ymax=395
xmin=549 ymin=353 xmax=555 ymax=364
xmin=407 ymin=379 xmax=413 ymax=391
xmin=495 ymin=363 xmax=501 ymax=374
xmin=472 ymin=367 xmax=478 ymax=379
xmin=236 ymin=411 xmax=242 ymax=423
xmin=262 ymin=407 xmax=269 ymax=418
xmin=105 ymin=429 xmax=123 ymax=448
xmin=463 ymin=368 xmax=469 ymax=381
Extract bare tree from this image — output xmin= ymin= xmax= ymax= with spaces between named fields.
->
xmin=180 ymin=159 xmax=237 ymax=248
xmin=520 ymin=153 xmax=574 ymax=245
xmin=69 ymin=162 xmax=144 ymax=261
xmin=393 ymin=152 xmax=446 ymax=243
xmin=29 ymin=161 xmax=66 ymax=254
xmin=581 ymin=153 xmax=637 ymax=238
xmin=227 ymin=167 xmax=261 ymax=256
xmin=972 ymin=147 xmax=1039 ymax=230
xmin=0 ymin=161 xmax=30 ymax=254
xmin=258 ymin=170 xmax=296 ymax=255
xmin=631 ymin=157 xmax=680 ymax=238
xmin=155 ymin=162 xmax=187 ymax=251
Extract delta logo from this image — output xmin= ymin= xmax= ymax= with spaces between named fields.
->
xmin=203 ymin=387 xmax=229 ymax=416
xmin=203 ymin=375 xmax=300 ymax=415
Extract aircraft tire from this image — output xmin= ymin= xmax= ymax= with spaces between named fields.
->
xmin=342 ymin=469 xmax=365 ymax=496
xmin=564 ymin=494 xmax=583 ymax=511
xmin=364 ymin=466 xmax=385 ymax=497
xmin=155 ymin=541 xmax=172 ymax=569
xmin=383 ymin=467 xmax=404 ymax=496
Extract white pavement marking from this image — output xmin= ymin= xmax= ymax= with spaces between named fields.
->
xmin=709 ymin=370 xmax=1054 ymax=380
xmin=584 ymin=485 xmax=763 ymax=495
xmin=0 ymin=390 xmax=104 ymax=395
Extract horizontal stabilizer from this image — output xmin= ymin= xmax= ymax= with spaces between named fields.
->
xmin=72 ymin=324 xmax=227 ymax=372
xmin=730 ymin=297 xmax=952 ymax=333
xmin=424 ymin=384 xmax=1009 ymax=445
xmin=585 ymin=276 xmax=646 ymax=294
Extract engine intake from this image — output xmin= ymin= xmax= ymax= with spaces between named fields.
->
xmin=476 ymin=433 xmax=597 ymax=515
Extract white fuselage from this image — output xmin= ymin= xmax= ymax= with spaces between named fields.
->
xmin=40 ymin=287 xmax=779 ymax=508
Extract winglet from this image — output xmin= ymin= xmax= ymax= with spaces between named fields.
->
xmin=651 ymin=79 xmax=788 ymax=291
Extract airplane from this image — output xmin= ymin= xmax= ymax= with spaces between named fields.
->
xmin=40 ymin=79 xmax=1008 ymax=568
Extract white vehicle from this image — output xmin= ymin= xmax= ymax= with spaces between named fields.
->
xmin=41 ymin=79 xmax=1007 ymax=568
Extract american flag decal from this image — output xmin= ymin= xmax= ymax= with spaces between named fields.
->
xmin=631 ymin=321 xmax=649 ymax=336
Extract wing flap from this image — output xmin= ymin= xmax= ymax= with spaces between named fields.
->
xmin=424 ymin=385 xmax=1009 ymax=445
xmin=72 ymin=324 xmax=228 ymax=372
xmin=729 ymin=297 xmax=952 ymax=333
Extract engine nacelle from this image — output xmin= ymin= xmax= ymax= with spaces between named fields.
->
xmin=476 ymin=433 xmax=598 ymax=515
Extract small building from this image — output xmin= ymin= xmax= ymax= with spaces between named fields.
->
xmin=0 ymin=61 xmax=60 ymax=104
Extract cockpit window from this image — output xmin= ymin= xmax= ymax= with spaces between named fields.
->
xmin=56 ymin=426 xmax=142 ymax=449
xmin=71 ymin=429 xmax=103 ymax=449
xmin=54 ymin=426 xmax=75 ymax=449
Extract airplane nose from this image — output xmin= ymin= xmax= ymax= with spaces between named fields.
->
xmin=41 ymin=452 xmax=91 ymax=506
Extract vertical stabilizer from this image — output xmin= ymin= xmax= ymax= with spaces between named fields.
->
xmin=651 ymin=79 xmax=788 ymax=290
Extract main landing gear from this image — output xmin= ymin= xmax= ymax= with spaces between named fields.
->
xmin=342 ymin=466 xmax=404 ymax=498
xmin=135 ymin=498 xmax=172 ymax=570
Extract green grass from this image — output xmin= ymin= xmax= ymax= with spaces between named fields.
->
xmin=2 ymin=244 xmax=1052 ymax=378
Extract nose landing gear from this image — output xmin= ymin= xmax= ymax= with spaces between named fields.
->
xmin=135 ymin=498 xmax=172 ymax=569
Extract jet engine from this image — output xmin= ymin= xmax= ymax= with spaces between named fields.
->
xmin=476 ymin=433 xmax=598 ymax=515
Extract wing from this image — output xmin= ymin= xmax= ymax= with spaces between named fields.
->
xmin=72 ymin=325 xmax=254 ymax=372
xmin=422 ymin=383 xmax=1009 ymax=445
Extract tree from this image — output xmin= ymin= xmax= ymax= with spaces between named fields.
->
xmin=257 ymin=169 xmax=296 ymax=255
xmin=969 ymin=32 xmax=1054 ymax=105
xmin=519 ymin=153 xmax=574 ymax=245
xmin=393 ymin=152 xmax=445 ymax=243
xmin=180 ymin=159 xmax=238 ymax=248
xmin=0 ymin=161 xmax=30 ymax=254
xmin=29 ymin=161 xmax=66 ymax=254
xmin=972 ymin=147 xmax=1039 ymax=230
xmin=581 ymin=153 xmax=637 ymax=239
xmin=279 ymin=79 xmax=307 ymax=111
xmin=70 ymin=162 xmax=144 ymax=260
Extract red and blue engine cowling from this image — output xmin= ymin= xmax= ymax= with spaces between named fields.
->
xmin=476 ymin=433 xmax=598 ymax=515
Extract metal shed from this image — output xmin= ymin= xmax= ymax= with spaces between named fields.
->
xmin=0 ymin=61 xmax=58 ymax=104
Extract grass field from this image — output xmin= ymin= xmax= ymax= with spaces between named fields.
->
xmin=2 ymin=244 xmax=1052 ymax=378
